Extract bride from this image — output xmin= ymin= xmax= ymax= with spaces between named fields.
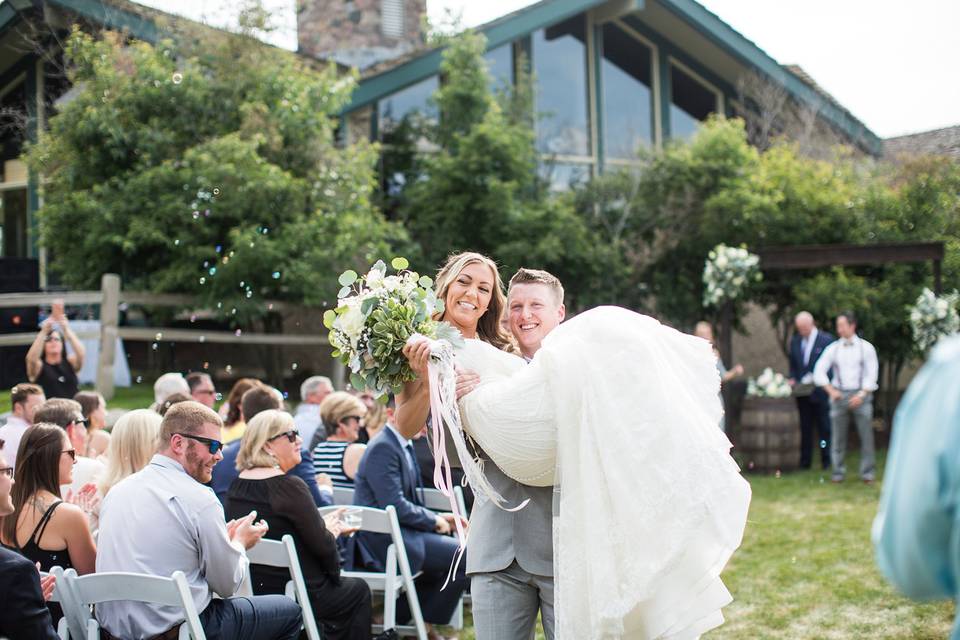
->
xmin=396 ymin=252 xmax=751 ymax=639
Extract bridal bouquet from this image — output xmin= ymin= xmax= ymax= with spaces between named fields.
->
xmin=747 ymin=367 xmax=792 ymax=399
xmin=324 ymin=257 xmax=463 ymax=397
xmin=909 ymin=287 xmax=960 ymax=353
xmin=702 ymin=244 xmax=762 ymax=307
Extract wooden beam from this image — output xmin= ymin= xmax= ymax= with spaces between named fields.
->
xmin=757 ymin=242 xmax=944 ymax=270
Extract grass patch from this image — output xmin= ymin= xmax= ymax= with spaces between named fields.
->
xmin=1 ymin=382 xmax=156 ymax=416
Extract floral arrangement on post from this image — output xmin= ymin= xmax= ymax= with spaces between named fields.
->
xmin=909 ymin=287 xmax=960 ymax=354
xmin=747 ymin=368 xmax=793 ymax=399
xmin=702 ymin=244 xmax=762 ymax=307
xmin=324 ymin=257 xmax=464 ymax=397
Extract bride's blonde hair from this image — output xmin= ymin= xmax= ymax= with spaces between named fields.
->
xmin=434 ymin=252 xmax=516 ymax=353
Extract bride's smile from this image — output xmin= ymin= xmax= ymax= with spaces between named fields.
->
xmin=443 ymin=262 xmax=494 ymax=338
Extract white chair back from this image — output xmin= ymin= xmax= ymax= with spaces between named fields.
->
xmin=41 ymin=567 xmax=71 ymax=639
xmin=418 ymin=486 xmax=469 ymax=520
xmin=57 ymin=569 xmax=204 ymax=640
xmin=320 ymin=505 xmax=428 ymax=639
xmin=242 ymin=535 xmax=321 ymax=640
xmin=332 ymin=486 xmax=355 ymax=505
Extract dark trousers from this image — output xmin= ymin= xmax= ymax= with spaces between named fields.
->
xmin=398 ymin=533 xmax=469 ymax=626
xmin=199 ymin=595 xmax=302 ymax=640
xmin=310 ymin=576 xmax=373 ymax=640
xmin=797 ymin=396 xmax=831 ymax=469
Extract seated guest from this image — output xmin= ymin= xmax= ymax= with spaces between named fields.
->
xmin=74 ymin=391 xmax=110 ymax=460
xmin=298 ymin=375 xmax=334 ymax=451
xmin=221 ymin=378 xmax=262 ymax=444
xmin=26 ymin=301 xmax=84 ymax=400
xmin=356 ymin=392 xmax=389 ymax=444
xmin=1 ymin=424 xmax=97 ymax=623
xmin=33 ymin=398 xmax=105 ymax=499
xmin=97 ymin=409 xmax=162 ymax=496
xmin=150 ymin=372 xmax=191 ymax=413
xmin=228 ymin=410 xmax=372 ymax=640
xmin=313 ymin=392 xmax=367 ymax=488
xmin=212 ymin=386 xmax=333 ymax=508
xmin=96 ymin=401 xmax=302 ymax=640
xmin=0 ymin=383 xmax=45 ymax=471
xmin=187 ymin=371 xmax=218 ymax=409
xmin=353 ymin=419 xmax=469 ymax=635
xmin=0 ymin=440 xmax=60 ymax=639
xmin=158 ymin=392 xmax=193 ymax=416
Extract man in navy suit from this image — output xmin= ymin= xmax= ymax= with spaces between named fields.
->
xmin=789 ymin=311 xmax=835 ymax=469
xmin=352 ymin=420 xmax=468 ymax=633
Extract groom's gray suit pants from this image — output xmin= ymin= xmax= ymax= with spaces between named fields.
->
xmin=471 ymin=561 xmax=555 ymax=640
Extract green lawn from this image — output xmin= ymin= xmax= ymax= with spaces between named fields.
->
xmin=446 ymin=454 xmax=953 ymax=640
xmin=1 ymin=383 xmax=156 ymax=416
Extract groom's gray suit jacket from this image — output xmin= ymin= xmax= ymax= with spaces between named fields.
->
xmin=465 ymin=446 xmax=554 ymax=577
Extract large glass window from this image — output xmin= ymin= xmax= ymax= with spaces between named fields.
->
xmin=377 ymin=75 xmax=439 ymax=137
xmin=600 ymin=23 xmax=653 ymax=159
xmin=484 ymin=43 xmax=513 ymax=93
xmin=533 ymin=16 xmax=590 ymax=157
xmin=669 ymin=64 xmax=717 ymax=140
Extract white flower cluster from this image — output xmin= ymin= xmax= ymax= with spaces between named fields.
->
xmin=909 ymin=287 xmax=960 ymax=353
xmin=702 ymin=244 xmax=762 ymax=307
xmin=747 ymin=367 xmax=793 ymax=399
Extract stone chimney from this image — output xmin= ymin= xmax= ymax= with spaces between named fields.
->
xmin=297 ymin=0 xmax=426 ymax=69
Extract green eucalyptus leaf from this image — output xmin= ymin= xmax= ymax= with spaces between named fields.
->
xmin=339 ymin=270 xmax=358 ymax=287
xmin=349 ymin=372 xmax=366 ymax=390
xmin=418 ymin=275 xmax=433 ymax=288
xmin=322 ymin=309 xmax=336 ymax=329
xmin=337 ymin=286 xmax=351 ymax=299
xmin=391 ymin=257 xmax=409 ymax=271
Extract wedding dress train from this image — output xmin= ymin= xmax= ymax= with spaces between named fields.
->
xmin=453 ymin=306 xmax=751 ymax=639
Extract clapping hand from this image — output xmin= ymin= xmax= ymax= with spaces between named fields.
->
xmin=315 ymin=472 xmax=334 ymax=490
xmin=227 ymin=511 xmax=268 ymax=549
xmin=65 ymin=483 xmax=100 ymax=515
xmin=51 ymin=299 xmax=68 ymax=328
xmin=36 ymin=562 xmax=56 ymax=602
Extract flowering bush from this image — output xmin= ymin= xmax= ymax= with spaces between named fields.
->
xmin=909 ymin=288 xmax=960 ymax=353
xmin=702 ymin=244 xmax=762 ymax=307
xmin=747 ymin=368 xmax=793 ymax=399
xmin=324 ymin=258 xmax=463 ymax=397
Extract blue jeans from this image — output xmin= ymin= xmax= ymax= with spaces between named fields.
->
xmin=199 ymin=595 xmax=302 ymax=640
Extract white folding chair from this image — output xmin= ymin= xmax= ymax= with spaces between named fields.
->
xmin=57 ymin=569 xmax=205 ymax=640
xmin=332 ymin=485 xmax=355 ymax=505
xmin=40 ymin=567 xmax=71 ymax=639
xmin=240 ymin=535 xmax=321 ymax=640
xmin=411 ymin=487 xmax=467 ymax=629
xmin=321 ymin=504 xmax=428 ymax=639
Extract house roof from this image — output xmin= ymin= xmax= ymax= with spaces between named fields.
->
xmin=884 ymin=125 xmax=960 ymax=161
xmin=345 ymin=0 xmax=881 ymax=155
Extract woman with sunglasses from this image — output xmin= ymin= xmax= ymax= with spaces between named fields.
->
xmin=25 ymin=300 xmax=85 ymax=400
xmin=313 ymin=392 xmax=368 ymax=489
xmin=227 ymin=410 xmax=373 ymax=640
xmin=0 ymin=423 xmax=97 ymax=622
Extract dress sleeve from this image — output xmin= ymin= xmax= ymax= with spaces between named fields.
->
xmin=272 ymin=476 xmax=341 ymax=576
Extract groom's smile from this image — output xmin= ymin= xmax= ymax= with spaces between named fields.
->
xmin=508 ymin=282 xmax=565 ymax=359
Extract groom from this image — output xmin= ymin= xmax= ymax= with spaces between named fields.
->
xmin=459 ymin=267 xmax=565 ymax=640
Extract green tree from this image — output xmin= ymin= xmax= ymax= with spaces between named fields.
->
xmin=26 ymin=18 xmax=405 ymax=322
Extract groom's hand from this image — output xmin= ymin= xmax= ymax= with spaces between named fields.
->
xmin=455 ymin=367 xmax=480 ymax=400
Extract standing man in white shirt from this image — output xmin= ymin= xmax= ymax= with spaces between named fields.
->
xmin=295 ymin=375 xmax=334 ymax=451
xmin=813 ymin=311 xmax=879 ymax=484
xmin=96 ymin=401 xmax=302 ymax=640
xmin=0 ymin=383 xmax=44 ymax=471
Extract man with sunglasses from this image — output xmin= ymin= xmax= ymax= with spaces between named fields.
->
xmin=33 ymin=398 xmax=104 ymax=506
xmin=96 ymin=401 xmax=302 ymax=640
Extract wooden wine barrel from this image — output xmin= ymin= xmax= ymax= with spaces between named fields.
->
xmin=739 ymin=397 xmax=801 ymax=473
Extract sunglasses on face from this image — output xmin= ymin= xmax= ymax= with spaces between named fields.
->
xmin=175 ymin=433 xmax=224 ymax=454
xmin=343 ymin=415 xmax=365 ymax=425
xmin=268 ymin=430 xmax=299 ymax=444
xmin=0 ymin=466 xmax=13 ymax=479
xmin=62 ymin=449 xmax=77 ymax=462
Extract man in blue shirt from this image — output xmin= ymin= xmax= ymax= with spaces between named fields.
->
xmin=874 ymin=335 xmax=960 ymax=638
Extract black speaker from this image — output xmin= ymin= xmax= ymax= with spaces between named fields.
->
xmin=0 ymin=257 xmax=39 ymax=388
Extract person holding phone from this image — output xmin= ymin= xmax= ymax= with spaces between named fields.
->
xmin=25 ymin=300 xmax=85 ymax=400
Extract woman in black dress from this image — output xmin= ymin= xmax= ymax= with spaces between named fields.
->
xmin=26 ymin=301 xmax=84 ymax=400
xmin=227 ymin=409 xmax=373 ymax=640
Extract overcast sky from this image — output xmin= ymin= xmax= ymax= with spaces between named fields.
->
xmin=130 ymin=0 xmax=959 ymax=139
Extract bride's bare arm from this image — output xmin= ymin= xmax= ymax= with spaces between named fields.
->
xmin=395 ymin=339 xmax=432 ymax=439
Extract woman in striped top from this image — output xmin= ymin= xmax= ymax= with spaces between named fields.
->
xmin=312 ymin=392 xmax=368 ymax=488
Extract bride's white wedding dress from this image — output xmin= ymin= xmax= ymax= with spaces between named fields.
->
xmin=452 ymin=306 xmax=751 ymax=639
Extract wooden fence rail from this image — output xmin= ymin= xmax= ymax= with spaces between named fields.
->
xmin=0 ymin=274 xmax=337 ymax=399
